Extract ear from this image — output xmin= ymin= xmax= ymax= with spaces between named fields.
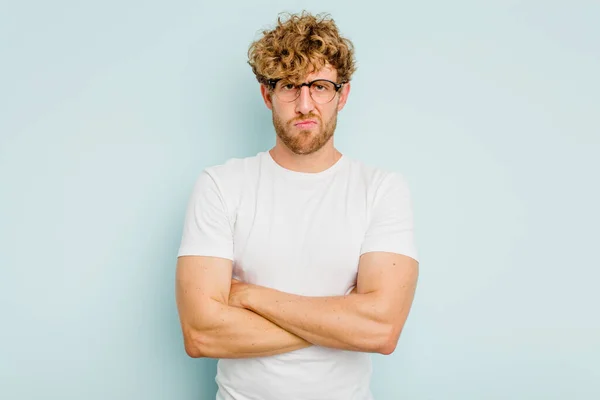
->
xmin=260 ymin=84 xmax=274 ymax=110
xmin=337 ymin=82 xmax=351 ymax=112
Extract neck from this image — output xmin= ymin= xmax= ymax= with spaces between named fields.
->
xmin=269 ymin=141 xmax=342 ymax=173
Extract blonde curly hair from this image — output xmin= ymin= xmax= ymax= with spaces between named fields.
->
xmin=247 ymin=11 xmax=357 ymax=86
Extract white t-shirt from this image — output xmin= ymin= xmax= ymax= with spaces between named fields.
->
xmin=178 ymin=150 xmax=419 ymax=400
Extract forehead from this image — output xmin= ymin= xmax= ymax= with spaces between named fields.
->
xmin=283 ymin=65 xmax=338 ymax=84
xmin=305 ymin=65 xmax=337 ymax=81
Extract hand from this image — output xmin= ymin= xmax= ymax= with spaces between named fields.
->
xmin=228 ymin=279 xmax=253 ymax=309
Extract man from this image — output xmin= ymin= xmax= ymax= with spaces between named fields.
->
xmin=175 ymin=11 xmax=419 ymax=400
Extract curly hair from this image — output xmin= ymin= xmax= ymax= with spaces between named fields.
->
xmin=247 ymin=11 xmax=356 ymax=86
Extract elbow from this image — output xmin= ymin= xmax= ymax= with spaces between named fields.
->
xmin=179 ymin=302 xmax=222 ymax=358
xmin=184 ymin=342 xmax=204 ymax=358
xmin=375 ymin=324 xmax=402 ymax=355
xmin=377 ymin=339 xmax=398 ymax=356
xmin=185 ymin=346 xmax=203 ymax=359
xmin=182 ymin=327 xmax=209 ymax=358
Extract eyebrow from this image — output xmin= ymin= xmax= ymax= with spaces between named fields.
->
xmin=284 ymin=78 xmax=334 ymax=84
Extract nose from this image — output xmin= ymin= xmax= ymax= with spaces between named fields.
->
xmin=295 ymin=85 xmax=315 ymax=115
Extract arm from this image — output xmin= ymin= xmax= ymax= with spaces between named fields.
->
xmin=230 ymin=252 xmax=419 ymax=354
xmin=230 ymin=172 xmax=420 ymax=354
xmin=175 ymin=255 xmax=311 ymax=359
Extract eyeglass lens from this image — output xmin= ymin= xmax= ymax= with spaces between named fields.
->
xmin=274 ymin=80 xmax=338 ymax=104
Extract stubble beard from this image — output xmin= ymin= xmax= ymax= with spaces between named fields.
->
xmin=272 ymin=111 xmax=338 ymax=156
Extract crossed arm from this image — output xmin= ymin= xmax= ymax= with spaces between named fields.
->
xmin=175 ymin=252 xmax=418 ymax=359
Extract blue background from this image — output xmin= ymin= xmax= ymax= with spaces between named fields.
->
xmin=1 ymin=1 xmax=598 ymax=399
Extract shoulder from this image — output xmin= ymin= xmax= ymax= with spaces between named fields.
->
xmin=204 ymin=153 xmax=261 ymax=183
xmin=191 ymin=153 xmax=262 ymax=208
xmin=345 ymin=157 xmax=410 ymax=197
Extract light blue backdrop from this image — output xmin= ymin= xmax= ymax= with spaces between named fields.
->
xmin=1 ymin=1 xmax=598 ymax=399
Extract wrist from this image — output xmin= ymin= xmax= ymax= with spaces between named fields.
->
xmin=243 ymin=284 xmax=272 ymax=311
xmin=242 ymin=284 xmax=258 ymax=310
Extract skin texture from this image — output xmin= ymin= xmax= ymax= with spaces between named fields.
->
xmin=175 ymin=65 xmax=419 ymax=359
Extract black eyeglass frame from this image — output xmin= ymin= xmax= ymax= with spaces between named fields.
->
xmin=266 ymin=78 xmax=346 ymax=103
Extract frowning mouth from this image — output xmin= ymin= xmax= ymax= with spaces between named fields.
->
xmin=294 ymin=120 xmax=317 ymax=128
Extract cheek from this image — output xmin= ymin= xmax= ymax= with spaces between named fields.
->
xmin=318 ymin=106 xmax=335 ymax=122
xmin=273 ymin=106 xmax=295 ymax=123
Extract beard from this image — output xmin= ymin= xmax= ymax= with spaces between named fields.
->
xmin=272 ymin=110 xmax=338 ymax=156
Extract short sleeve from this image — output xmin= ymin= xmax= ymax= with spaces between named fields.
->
xmin=360 ymin=172 xmax=419 ymax=262
xmin=177 ymin=170 xmax=234 ymax=260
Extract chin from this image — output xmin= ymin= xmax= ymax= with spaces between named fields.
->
xmin=291 ymin=141 xmax=326 ymax=155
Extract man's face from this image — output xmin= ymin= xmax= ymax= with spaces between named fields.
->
xmin=261 ymin=66 xmax=350 ymax=155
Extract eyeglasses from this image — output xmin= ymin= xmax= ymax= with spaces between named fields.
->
xmin=267 ymin=79 xmax=346 ymax=104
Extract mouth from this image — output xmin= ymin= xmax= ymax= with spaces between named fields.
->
xmin=294 ymin=120 xmax=317 ymax=129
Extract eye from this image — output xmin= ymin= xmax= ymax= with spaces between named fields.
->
xmin=314 ymin=84 xmax=326 ymax=91
xmin=280 ymin=83 xmax=295 ymax=91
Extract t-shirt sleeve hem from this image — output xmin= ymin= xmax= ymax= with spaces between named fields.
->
xmin=360 ymin=243 xmax=419 ymax=263
xmin=177 ymin=245 xmax=234 ymax=261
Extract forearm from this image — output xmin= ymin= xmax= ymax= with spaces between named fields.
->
xmin=243 ymin=287 xmax=391 ymax=353
xmin=185 ymin=299 xmax=311 ymax=359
